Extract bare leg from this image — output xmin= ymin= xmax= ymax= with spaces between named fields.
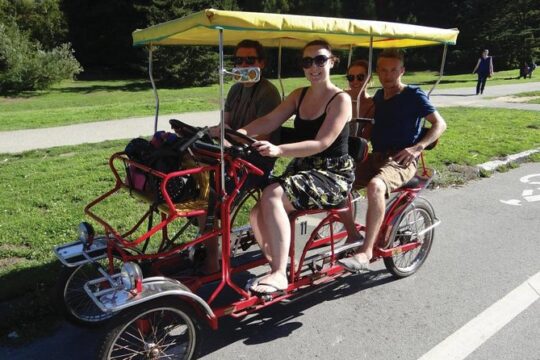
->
xmin=250 ymin=203 xmax=273 ymax=262
xmin=251 ymin=183 xmax=295 ymax=292
xmin=353 ymin=177 xmax=386 ymax=263
xmin=339 ymin=205 xmax=364 ymax=244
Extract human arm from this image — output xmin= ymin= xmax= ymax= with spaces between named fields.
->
xmin=489 ymin=57 xmax=494 ymax=76
xmin=253 ymin=92 xmax=352 ymax=158
xmin=209 ymin=111 xmax=232 ymax=138
xmin=472 ymin=58 xmax=480 ymax=74
xmin=393 ymin=111 xmax=447 ymax=165
xmin=238 ymin=88 xmax=300 ymax=140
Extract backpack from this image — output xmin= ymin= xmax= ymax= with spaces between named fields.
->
xmin=124 ymin=132 xmax=198 ymax=204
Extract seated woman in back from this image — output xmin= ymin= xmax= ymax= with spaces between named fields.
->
xmin=345 ymin=59 xmax=374 ymax=139
xmin=238 ymin=40 xmax=354 ymax=294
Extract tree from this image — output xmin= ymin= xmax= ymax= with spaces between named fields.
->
xmin=132 ymin=0 xmax=238 ymax=87
xmin=61 ymin=0 xmax=146 ymax=77
xmin=0 ymin=23 xmax=82 ymax=93
xmin=0 ymin=0 xmax=82 ymax=93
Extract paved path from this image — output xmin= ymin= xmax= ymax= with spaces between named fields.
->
xmin=1 ymin=82 xmax=539 ymax=154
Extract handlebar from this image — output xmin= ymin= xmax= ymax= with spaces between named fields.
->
xmin=177 ymin=126 xmax=209 ymax=153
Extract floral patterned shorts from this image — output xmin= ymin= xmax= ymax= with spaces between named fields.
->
xmin=277 ymin=155 xmax=354 ymax=210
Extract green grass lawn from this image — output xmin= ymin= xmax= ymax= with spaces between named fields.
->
xmin=0 ymin=69 xmax=535 ymax=131
xmin=0 ymin=105 xmax=539 ymax=341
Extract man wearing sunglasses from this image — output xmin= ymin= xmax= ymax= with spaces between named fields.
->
xmin=204 ymin=40 xmax=281 ymax=274
xmin=339 ymin=48 xmax=447 ymax=273
xmin=210 ymin=40 xmax=281 ymax=140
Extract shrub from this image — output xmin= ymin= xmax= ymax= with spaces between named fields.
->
xmin=0 ymin=23 xmax=82 ymax=94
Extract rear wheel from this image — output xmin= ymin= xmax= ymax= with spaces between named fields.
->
xmin=383 ymin=198 xmax=435 ymax=278
xmin=98 ymin=297 xmax=202 ymax=360
xmin=56 ymin=256 xmax=122 ymax=327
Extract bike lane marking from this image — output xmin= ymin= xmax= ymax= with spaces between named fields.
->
xmin=500 ymin=173 xmax=540 ymax=206
xmin=418 ymin=271 xmax=540 ymax=360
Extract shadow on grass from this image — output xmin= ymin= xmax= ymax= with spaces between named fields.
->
xmin=55 ymin=81 xmax=151 ymax=94
xmin=0 ymin=261 xmax=63 ymax=343
xmin=0 ymin=81 xmax=152 ymax=99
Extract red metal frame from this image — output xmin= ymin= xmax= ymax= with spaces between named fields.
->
xmin=84 ymin=146 xmax=434 ymax=327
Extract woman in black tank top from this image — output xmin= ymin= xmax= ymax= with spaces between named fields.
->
xmin=238 ymin=40 xmax=354 ymax=294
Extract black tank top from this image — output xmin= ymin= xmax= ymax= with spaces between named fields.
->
xmin=294 ymin=87 xmax=349 ymax=158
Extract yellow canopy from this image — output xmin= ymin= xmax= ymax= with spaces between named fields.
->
xmin=132 ymin=9 xmax=458 ymax=49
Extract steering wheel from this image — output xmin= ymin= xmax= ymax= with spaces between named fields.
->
xmin=170 ymin=119 xmax=213 ymax=144
xmin=169 ymin=119 xmax=198 ymax=135
xmin=224 ymin=128 xmax=258 ymax=147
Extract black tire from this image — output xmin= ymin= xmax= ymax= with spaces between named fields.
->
xmin=98 ymin=297 xmax=202 ymax=360
xmin=383 ymin=198 xmax=435 ymax=278
xmin=55 ymin=256 xmax=122 ymax=327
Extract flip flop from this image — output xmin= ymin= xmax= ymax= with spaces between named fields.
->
xmin=250 ymin=282 xmax=287 ymax=297
xmin=245 ymin=277 xmax=258 ymax=292
xmin=338 ymin=256 xmax=370 ymax=273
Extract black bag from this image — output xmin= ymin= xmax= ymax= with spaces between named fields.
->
xmin=124 ymin=133 xmax=198 ymax=204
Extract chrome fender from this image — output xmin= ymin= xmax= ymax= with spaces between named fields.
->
xmin=84 ymin=276 xmax=215 ymax=320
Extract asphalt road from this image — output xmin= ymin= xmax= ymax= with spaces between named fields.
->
xmin=3 ymin=162 xmax=539 ymax=360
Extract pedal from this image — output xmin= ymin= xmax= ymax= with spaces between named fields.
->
xmin=231 ymin=224 xmax=256 ymax=256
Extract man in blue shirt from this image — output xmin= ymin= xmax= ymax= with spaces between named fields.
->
xmin=339 ymin=49 xmax=447 ymax=272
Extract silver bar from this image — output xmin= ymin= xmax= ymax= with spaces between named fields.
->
xmin=148 ymin=46 xmax=159 ymax=133
xmin=417 ymin=218 xmax=441 ymax=237
xmin=218 ymin=28 xmax=226 ymax=194
xmin=354 ymin=36 xmax=373 ymax=120
xmin=278 ymin=40 xmax=285 ymax=100
xmin=427 ymin=44 xmax=448 ymax=98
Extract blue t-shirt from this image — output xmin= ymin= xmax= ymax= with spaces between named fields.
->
xmin=371 ymin=86 xmax=436 ymax=153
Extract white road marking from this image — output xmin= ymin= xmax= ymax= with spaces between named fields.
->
xmin=522 ymin=189 xmax=533 ymax=197
xmin=524 ymin=195 xmax=540 ymax=202
xmin=500 ymin=199 xmax=521 ymax=206
xmin=520 ymin=173 xmax=540 ymax=185
xmin=418 ymin=271 xmax=540 ymax=360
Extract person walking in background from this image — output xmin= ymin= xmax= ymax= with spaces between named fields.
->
xmin=519 ymin=62 xmax=530 ymax=79
xmin=528 ymin=61 xmax=536 ymax=78
xmin=472 ymin=49 xmax=494 ymax=95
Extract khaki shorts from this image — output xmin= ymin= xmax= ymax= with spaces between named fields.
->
xmin=354 ymin=152 xmax=417 ymax=196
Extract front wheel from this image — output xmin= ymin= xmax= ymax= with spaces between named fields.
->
xmin=383 ymin=198 xmax=435 ymax=278
xmin=98 ymin=297 xmax=202 ymax=360
xmin=55 ymin=256 xmax=122 ymax=327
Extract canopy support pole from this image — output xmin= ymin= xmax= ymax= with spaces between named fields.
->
xmin=148 ymin=46 xmax=159 ymax=133
xmin=277 ymin=40 xmax=285 ymax=100
xmin=428 ymin=44 xmax=448 ymax=98
xmin=347 ymin=44 xmax=353 ymax=68
xmin=354 ymin=36 xmax=373 ymax=122
xmin=218 ymin=28 xmax=226 ymax=194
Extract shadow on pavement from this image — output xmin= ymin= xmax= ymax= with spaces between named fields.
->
xmin=2 ymin=269 xmax=397 ymax=359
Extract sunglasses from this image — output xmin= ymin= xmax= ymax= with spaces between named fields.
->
xmin=232 ymin=56 xmax=260 ymax=66
xmin=301 ymin=55 xmax=331 ymax=69
xmin=346 ymin=74 xmax=366 ymax=82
